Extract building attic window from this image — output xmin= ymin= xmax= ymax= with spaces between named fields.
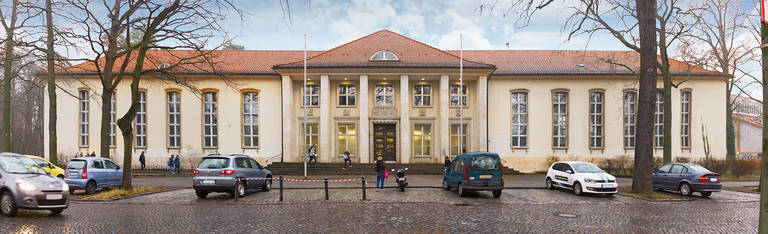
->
xmin=369 ymin=50 xmax=399 ymax=61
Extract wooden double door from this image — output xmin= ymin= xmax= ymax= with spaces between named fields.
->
xmin=373 ymin=124 xmax=397 ymax=162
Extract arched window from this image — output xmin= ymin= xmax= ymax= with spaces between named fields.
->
xmin=369 ymin=50 xmax=399 ymax=61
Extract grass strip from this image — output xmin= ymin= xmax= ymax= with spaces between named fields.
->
xmin=79 ymin=186 xmax=168 ymax=200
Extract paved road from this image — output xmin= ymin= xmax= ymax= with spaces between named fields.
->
xmin=0 ymin=188 xmax=759 ymax=233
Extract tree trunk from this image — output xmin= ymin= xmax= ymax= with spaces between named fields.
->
xmin=632 ymin=0 xmax=656 ymax=195
xmin=2 ymin=0 xmax=17 ymax=152
xmin=725 ymin=83 xmax=736 ymax=172
xmin=45 ymin=0 xmax=58 ymax=165
xmin=100 ymin=88 xmax=113 ymax=159
xmin=663 ymin=69 xmax=672 ymax=164
xmin=758 ymin=21 xmax=768 ymax=234
xmin=118 ymin=44 xmax=150 ymax=190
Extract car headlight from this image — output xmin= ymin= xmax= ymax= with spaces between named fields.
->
xmin=583 ymin=178 xmax=595 ymax=183
xmin=61 ymin=183 xmax=69 ymax=191
xmin=17 ymin=181 xmax=37 ymax=191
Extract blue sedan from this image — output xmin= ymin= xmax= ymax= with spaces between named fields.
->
xmin=652 ymin=163 xmax=721 ymax=197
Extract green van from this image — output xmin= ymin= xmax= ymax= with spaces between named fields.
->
xmin=442 ymin=152 xmax=504 ymax=198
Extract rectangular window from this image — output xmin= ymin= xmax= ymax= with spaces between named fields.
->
xmin=135 ymin=91 xmax=147 ymax=147
xmin=338 ymin=84 xmax=356 ymax=106
xmin=589 ymin=91 xmax=604 ymax=148
xmin=337 ymin=123 xmax=356 ymax=156
xmin=243 ymin=92 xmax=259 ymax=147
xmin=623 ymin=91 xmax=637 ymax=148
xmin=167 ymin=92 xmax=181 ymax=148
xmin=450 ymin=124 xmax=467 ymax=156
xmin=203 ymin=92 xmax=218 ymax=148
xmin=654 ymin=91 xmax=664 ymax=148
xmin=511 ymin=92 xmax=527 ymax=148
xmin=375 ymin=85 xmax=393 ymax=106
xmin=79 ymin=90 xmax=89 ymax=147
xmin=303 ymin=85 xmax=319 ymax=106
xmin=450 ymin=84 xmax=467 ymax=107
xmin=413 ymin=124 xmax=432 ymax=156
xmin=552 ymin=91 xmax=568 ymax=148
xmin=413 ymin=84 xmax=431 ymax=106
xmin=681 ymin=91 xmax=691 ymax=148
xmin=303 ymin=123 xmax=319 ymax=154
xmin=109 ymin=93 xmax=116 ymax=147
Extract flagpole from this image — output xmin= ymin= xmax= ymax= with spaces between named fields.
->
xmin=459 ymin=34 xmax=464 ymax=155
xmin=303 ymin=34 xmax=308 ymax=179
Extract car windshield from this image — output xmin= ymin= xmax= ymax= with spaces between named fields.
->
xmin=0 ymin=155 xmax=47 ymax=174
xmin=470 ymin=156 xmax=500 ymax=171
xmin=687 ymin=164 xmax=712 ymax=173
xmin=198 ymin=158 xmax=229 ymax=169
xmin=67 ymin=160 xmax=87 ymax=169
xmin=572 ymin=163 xmax=603 ymax=173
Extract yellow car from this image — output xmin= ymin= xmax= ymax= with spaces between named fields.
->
xmin=24 ymin=155 xmax=66 ymax=178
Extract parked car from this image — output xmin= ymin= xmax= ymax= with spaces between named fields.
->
xmin=64 ymin=157 xmax=123 ymax=195
xmin=545 ymin=161 xmax=618 ymax=196
xmin=193 ymin=154 xmax=272 ymax=199
xmin=652 ymin=163 xmax=721 ymax=197
xmin=24 ymin=155 xmax=66 ymax=179
xmin=442 ymin=152 xmax=504 ymax=198
xmin=0 ymin=152 xmax=69 ymax=216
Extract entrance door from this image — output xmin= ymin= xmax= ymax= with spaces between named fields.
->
xmin=373 ymin=124 xmax=397 ymax=162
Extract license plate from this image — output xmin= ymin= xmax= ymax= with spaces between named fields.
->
xmin=45 ymin=194 xmax=63 ymax=200
xmin=202 ymin=180 xmax=215 ymax=185
xmin=710 ymin=178 xmax=718 ymax=182
xmin=479 ymin=175 xmax=492 ymax=179
xmin=70 ymin=172 xmax=78 ymax=177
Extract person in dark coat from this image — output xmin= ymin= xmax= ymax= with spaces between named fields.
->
xmin=343 ymin=150 xmax=351 ymax=169
xmin=168 ymin=155 xmax=175 ymax=175
xmin=375 ymin=156 xmax=386 ymax=191
xmin=174 ymin=155 xmax=181 ymax=174
xmin=307 ymin=144 xmax=317 ymax=165
xmin=139 ymin=151 xmax=146 ymax=171
xmin=90 ymin=151 xmax=96 ymax=157
xmin=444 ymin=156 xmax=452 ymax=168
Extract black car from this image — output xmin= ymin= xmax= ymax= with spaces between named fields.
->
xmin=652 ymin=163 xmax=721 ymax=197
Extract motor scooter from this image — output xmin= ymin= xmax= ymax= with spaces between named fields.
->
xmin=392 ymin=168 xmax=408 ymax=192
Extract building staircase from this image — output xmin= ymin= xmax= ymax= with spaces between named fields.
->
xmin=265 ymin=162 xmax=519 ymax=175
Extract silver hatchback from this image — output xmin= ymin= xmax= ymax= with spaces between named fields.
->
xmin=0 ymin=153 xmax=69 ymax=216
xmin=192 ymin=154 xmax=272 ymax=198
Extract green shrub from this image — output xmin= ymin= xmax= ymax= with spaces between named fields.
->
xmin=733 ymin=158 xmax=761 ymax=177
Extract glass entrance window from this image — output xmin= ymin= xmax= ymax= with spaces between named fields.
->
xmin=337 ymin=124 xmax=356 ymax=156
xmin=375 ymin=85 xmax=393 ymax=106
xmin=303 ymin=123 xmax=319 ymax=155
xmin=450 ymin=124 xmax=467 ymax=156
xmin=413 ymin=124 xmax=432 ymax=157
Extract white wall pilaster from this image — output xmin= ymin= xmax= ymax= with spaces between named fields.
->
xmin=400 ymin=75 xmax=410 ymax=163
xmin=477 ymin=75 xmax=488 ymax=151
xmin=359 ymin=75 xmax=370 ymax=163
xmin=281 ymin=75 xmax=294 ymax=161
xmin=320 ymin=75 xmax=331 ymax=162
xmin=439 ymin=75 xmax=450 ymax=158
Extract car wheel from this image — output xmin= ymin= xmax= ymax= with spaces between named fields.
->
xmin=85 ymin=181 xmax=97 ymax=195
xmin=545 ymin=178 xmax=554 ymax=190
xmin=605 ymin=193 xmax=614 ymax=197
xmin=0 ymin=191 xmax=17 ymax=217
xmin=701 ymin=192 xmax=712 ymax=198
xmin=458 ymin=183 xmax=467 ymax=197
xmin=195 ymin=190 xmax=208 ymax=199
xmin=492 ymin=190 xmax=502 ymax=198
xmin=50 ymin=209 xmax=64 ymax=216
xmin=573 ymin=182 xmax=583 ymax=196
xmin=442 ymin=180 xmax=450 ymax=190
xmin=236 ymin=182 xmax=246 ymax=198
xmin=57 ymin=175 xmax=64 ymax=180
xmin=262 ymin=178 xmax=272 ymax=192
xmin=679 ymin=183 xmax=692 ymax=196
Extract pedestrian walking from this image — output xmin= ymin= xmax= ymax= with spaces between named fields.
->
xmin=139 ymin=151 xmax=146 ymax=171
xmin=444 ymin=156 xmax=452 ymax=168
xmin=375 ymin=156 xmax=386 ymax=191
xmin=168 ymin=155 xmax=175 ymax=175
xmin=307 ymin=144 xmax=317 ymax=165
xmin=90 ymin=151 xmax=96 ymax=157
xmin=174 ymin=155 xmax=181 ymax=174
xmin=342 ymin=150 xmax=351 ymax=169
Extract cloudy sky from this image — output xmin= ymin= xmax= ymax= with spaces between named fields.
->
xmin=225 ymin=0 xmax=625 ymax=51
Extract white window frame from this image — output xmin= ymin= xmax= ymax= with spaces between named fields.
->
xmin=413 ymin=124 xmax=432 ymax=157
xmin=654 ymin=91 xmax=664 ymax=148
xmin=337 ymin=123 xmax=356 ymax=157
xmin=338 ymin=84 xmax=356 ymax=107
xmin=303 ymin=123 xmax=319 ymax=154
xmin=589 ymin=91 xmax=604 ymax=149
xmin=167 ymin=91 xmax=181 ymax=148
xmin=203 ymin=91 xmax=218 ymax=148
xmin=450 ymin=84 xmax=467 ymax=107
xmin=681 ymin=91 xmax=691 ymax=148
xmin=413 ymin=84 xmax=431 ymax=107
xmin=369 ymin=50 xmax=399 ymax=61
xmin=243 ymin=92 xmax=259 ymax=148
xmin=552 ymin=91 xmax=568 ymax=148
xmin=374 ymin=84 xmax=393 ymax=106
xmin=109 ymin=93 xmax=116 ymax=147
xmin=135 ymin=91 xmax=147 ymax=148
xmin=623 ymin=91 xmax=637 ymax=148
xmin=303 ymin=84 xmax=319 ymax=107
xmin=511 ymin=91 xmax=528 ymax=148
xmin=450 ymin=124 xmax=468 ymax=156
xmin=79 ymin=90 xmax=89 ymax=147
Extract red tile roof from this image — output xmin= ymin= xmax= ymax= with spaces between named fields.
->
xmin=733 ymin=113 xmax=763 ymax=128
xmin=60 ymin=29 xmax=722 ymax=77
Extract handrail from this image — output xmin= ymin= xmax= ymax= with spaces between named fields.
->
xmin=266 ymin=153 xmax=283 ymax=163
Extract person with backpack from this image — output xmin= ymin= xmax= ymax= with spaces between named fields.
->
xmin=342 ymin=149 xmax=351 ymax=169
xmin=307 ymin=144 xmax=317 ymax=165
xmin=168 ymin=155 xmax=175 ymax=175
xmin=139 ymin=151 xmax=146 ymax=171
xmin=174 ymin=155 xmax=181 ymax=174
xmin=375 ymin=156 xmax=386 ymax=191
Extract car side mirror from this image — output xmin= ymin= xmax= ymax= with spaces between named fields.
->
xmin=566 ymin=170 xmax=573 ymax=174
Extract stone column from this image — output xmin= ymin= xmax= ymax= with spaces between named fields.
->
xmin=359 ymin=75 xmax=370 ymax=163
xmin=400 ymin=75 xmax=410 ymax=163
xmin=476 ymin=75 xmax=488 ymax=151
xmin=439 ymin=75 xmax=450 ymax=158
xmin=320 ymin=75 xmax=331 ymax=162
xmin=281 ymin=75 xmax=294 ymax=161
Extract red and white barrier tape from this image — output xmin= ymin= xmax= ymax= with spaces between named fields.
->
xmin=234 ymin=177 xmax=363 ymax=182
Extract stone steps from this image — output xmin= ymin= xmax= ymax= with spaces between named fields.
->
xmin=265 ymin=162 xmax=519 ymax=175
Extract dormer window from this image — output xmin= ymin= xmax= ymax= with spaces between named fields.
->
xmin=369 ymin=50 xmax=399 ymax=61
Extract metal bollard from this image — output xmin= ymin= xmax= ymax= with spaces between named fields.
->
xmin=324 ymin=177 xmax=329 ymax=200
xmin=233 ymin=178 xmax=239 ymax=202
xmin=279 ymin=176 xmax=284 ymax=202
xmin=361 ymin=176 xmax=366 ymax=200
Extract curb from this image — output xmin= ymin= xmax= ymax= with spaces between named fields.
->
xmin=72 ymin=188 xmax=181 ymax=203
xmin=614 ymin=193 xmax=694 ymax=202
